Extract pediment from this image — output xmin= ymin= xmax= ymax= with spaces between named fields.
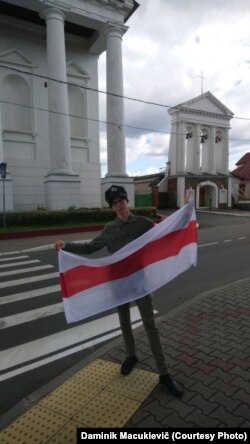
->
xmin=0 ymin=48 xmax=34 ymax=67
xmin=170 ymin=91 xmax=234 ymax=117
xmin=67 ymin=62 xmax=90 ymax=81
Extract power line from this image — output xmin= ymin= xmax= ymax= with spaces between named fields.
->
xmin=1 ymin=98 xmax=250 ymax=143
xmin=1 ymin=63 xmax=250 ymax=121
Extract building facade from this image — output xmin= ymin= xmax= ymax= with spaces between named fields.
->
xmin=159 ymin=91 xmax=234 ymax=209
xmin=0 ymin=0 xmax=137 ymax=211
xmin=231 ymin=153 xmax=250 ymax=207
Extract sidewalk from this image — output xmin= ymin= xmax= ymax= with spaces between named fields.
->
xmin=0 ymin=231 xmax=250 ymax=440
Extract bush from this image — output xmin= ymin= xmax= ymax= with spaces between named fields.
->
xmin=0 ymin=207 xmax=157 ymax=228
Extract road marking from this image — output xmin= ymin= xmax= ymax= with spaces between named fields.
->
xmin=0 ymin=321 xmax=143 ymax=382
xmin=238 ymin=237 xmax=246 ymax=240
xmin=0 ymin=255 xmax=30 ymax=262
xmin=0 ymin=306 xmax=144 ymax=375
xmin=224 ymin=239 xmax=232 ymax=243
xmin=0 ymin=284 xmax=60 ymax=305
xmin=0 ymin=259 xmax=41 ymax=269
xmin=0 ymin=272 xmax=59 ymax=289
xmin=0 ymin=303 xmax=63 ymax=329
xmin=0 ymin=264 xmax=54 ymax=278
xmin=198 ymin=242 xmax=219 ymax=248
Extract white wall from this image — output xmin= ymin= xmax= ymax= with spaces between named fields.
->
xmin=0 ymin=16 xmax=101 ymax=210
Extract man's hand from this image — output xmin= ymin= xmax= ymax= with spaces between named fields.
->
xmin=54 ymin=240 xmax=65 ymax=251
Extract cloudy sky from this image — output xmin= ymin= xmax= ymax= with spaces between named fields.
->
xmin=98 ymin=0 xmax=250 ymax=177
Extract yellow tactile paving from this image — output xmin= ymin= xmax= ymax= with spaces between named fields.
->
xmin=38 ymin=377 xmax=101 ymax=418
xmin=71 ymin=359 xmax=121 ymax=388
xmin=0 ymin=359 xmax=158 ymax=442
xmin=106 ymin=367 xmax=159 ymax=401
xmin=0 ymin=405 xmax=68 ymax=444
xmin=73 ymin=390 xmax=140 ymax=428
xmin=46 ymin=420 xmax=85 ymax=444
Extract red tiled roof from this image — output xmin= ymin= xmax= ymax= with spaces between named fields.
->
xmin=231 ymin=152 xmax=250 ymax=180
xmin=235 ymin=152 xmax=250 ymax=165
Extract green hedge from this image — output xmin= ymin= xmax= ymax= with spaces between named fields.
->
xmin=0 ymin=207 xmax=157 ymax=227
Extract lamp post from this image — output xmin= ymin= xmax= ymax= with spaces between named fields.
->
xmin=0 ymin=162 xmax=7 ymax=229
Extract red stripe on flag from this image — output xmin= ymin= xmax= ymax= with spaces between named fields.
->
xmin=60 ymin=220 xmax=197 ymax=298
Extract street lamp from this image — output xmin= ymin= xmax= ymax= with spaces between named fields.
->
xmin=0 ymin=162 xmax=7 ymax=229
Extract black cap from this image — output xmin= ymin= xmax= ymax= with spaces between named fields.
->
xmin=105 ymin=185 xmax=128 ymax=207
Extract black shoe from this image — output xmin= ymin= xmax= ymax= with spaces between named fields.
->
xmin=121 ymin=356 xmax=138 ymax=375
xmin=159 ymin=373 xmax=183 ymax=398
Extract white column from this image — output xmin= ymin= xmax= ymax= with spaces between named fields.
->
xmin=222 ymin=128 xmax=229 ymax=174
xmin=0 ymin=108 xmax=13 ymax=211
xmin=186 ymin=132 xmax=194 ymax=172
xmin=176 ymin=121 xmax=185 ymax=173
xmin=168 ymin=122 xmax=177 ymax=175
xmin=193 ymin=124 xmax=200 ymax=174
xmin=42 ymin=7 xmax=81 ymax=210
xmin=177 ymin=176 xmax=185 ymax=207
xmin=0 ymin=108 xmax=4 ymax=162
xmin=209 ymin=126 xmax=216 ymax=174
xmin=105 ymin=24 xmax=127 ymax=177
xmin=101 ymin=23 xmax=134 ymax=207
xmin=44 ymin=7 xmax=73 ymax=174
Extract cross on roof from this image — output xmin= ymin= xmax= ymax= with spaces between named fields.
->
xmin=198 ymin=71 xmax=207 ymax=94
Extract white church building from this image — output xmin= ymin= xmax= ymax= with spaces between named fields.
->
xmin=0 ymin=0 xmax=137 ymax=211
xmin=159 ymin=91 xmax=234 ymax=209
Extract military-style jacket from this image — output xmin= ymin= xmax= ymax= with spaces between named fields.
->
xmin=64 ymin=214 xmax=154 ymax=255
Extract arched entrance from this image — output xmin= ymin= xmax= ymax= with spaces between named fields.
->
xmin=196 ymin=181 xmax=218 ymax=209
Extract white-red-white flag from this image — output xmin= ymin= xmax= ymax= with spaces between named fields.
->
xmin=59 ymin=200 xmax=197 ymax=323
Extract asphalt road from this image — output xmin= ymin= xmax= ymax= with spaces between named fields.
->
xmin=1 ymin=211 xmax=250 ymax=417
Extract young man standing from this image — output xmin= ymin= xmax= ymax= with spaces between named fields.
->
xmin=54 ymin=185 xmax=183 ymax=398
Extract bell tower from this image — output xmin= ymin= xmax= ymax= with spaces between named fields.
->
xmin=166 ymin=91 xmax=234 ymax=208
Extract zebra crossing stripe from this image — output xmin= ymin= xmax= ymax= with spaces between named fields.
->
xmin=0 ymin=255 xmax=30 ymax=262
xmin=0 ymin=264 xmax=54 ymax=278
xmin=0 ymin=303 xmax=63 ymax=329
xmin=0 ymin=321 xmax=143 ymax=382
xmin=0 ymin=284 xmax=60 ymax=305
xmin=0 ymin=259 xmax=41 ymax=269
xmin=0 ymin=307 xmax=142 ymax=373
xmin=0 ymin=272 xmax=59 ymax=289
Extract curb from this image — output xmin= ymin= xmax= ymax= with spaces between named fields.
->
xmin=0 ymin=225 xmax=104 ymax=240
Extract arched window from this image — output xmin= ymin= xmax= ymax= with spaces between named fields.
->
xmin=68 ymin=85 xmax=87 ymax=139
xmin=1 ymin=74 xmax=32 ymax=132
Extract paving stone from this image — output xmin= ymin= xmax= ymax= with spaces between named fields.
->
xmin=174 ymin=362 xmax=201 ymax=378
xmin=128 ymin=415 xmax=162 ymax=428
xmin=210 ymin=368 xmax=236 ymax=384
xmin=233 ymin=403 xmax=250 ymax=419
xmin=124 ymin=410 xmax=150 ymax=427
xmin=189 ymin=370 xmax=217 ymax=387
xmin=192 ymin=360 xmax=217 ymax=374
xmin=190 ymin=381 xmax=218 ymax=399
xmin=185 ymin=394 xmax=218 ymax=415
xmin=209 ymin=391 xmax=241 ymax=413
xmin=193 ymin=351 xmax=216 ymax=363
xmin=210 ymin=379 xmax=239 ymax=397
xmin=185 ymin=409 xmax=221 ymax=427
xmin=230 ymin=377 xmax=250 ymax=393
xmin=142 ymin=399 xmax=173 ymax=422
xmin=175 ymin=352 xmax=199 ymax=366
xmin=162 ymin=412 xmax=195 ymax=428
xmin=210 ymin=406 xmax=244 ymax=427
xmin=229 ymin=367 xmax=250 ymax=381
xmin=233 ymin=389 xmax=250 ymax=404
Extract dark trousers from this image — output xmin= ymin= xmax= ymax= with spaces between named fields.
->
xmin=117 ymin=294 xmax=168 ymax=375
